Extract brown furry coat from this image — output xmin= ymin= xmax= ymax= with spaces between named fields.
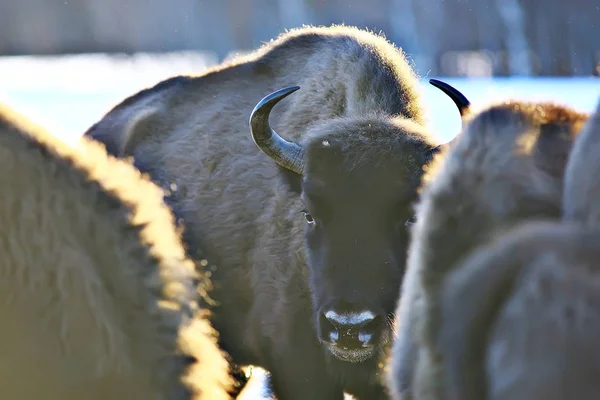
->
xmin=0 ymin=103 xmax=232 ymax=399
xmin=388 ymin=97 xmax=589 ymax=400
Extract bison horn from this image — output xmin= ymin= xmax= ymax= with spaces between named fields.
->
xmin=429 ymin=79 xmax=471 ymax=117
xmin=250 ymin=86 xmax=306 ymax=175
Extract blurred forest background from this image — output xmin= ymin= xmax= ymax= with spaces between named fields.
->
xmin=0 ymin=0 xmax=598 ymax=77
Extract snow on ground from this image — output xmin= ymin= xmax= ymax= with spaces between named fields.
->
xmin=0 ymin=53 xmax=597 ymax=400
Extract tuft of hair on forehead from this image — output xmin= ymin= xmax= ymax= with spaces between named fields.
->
xmin=301 ymin=115 xmax=437 ymax=171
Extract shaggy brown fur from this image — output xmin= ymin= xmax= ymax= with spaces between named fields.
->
xmin=84 ymin=25 xmax=439 ymax=399
xmin=439 ymin=221 xmax=600 ymax=400
xmin=388 ymin=96 xmax=589 ymax=400
xmin=563 ymin=100 xmax=600 ymax=225
xmin=436 ymin=97 xmax=600 ymax=400
xmin=0 ymin=103 xmax=232 ymax=399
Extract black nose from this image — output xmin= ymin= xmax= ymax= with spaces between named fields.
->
xmin=318 ymin=309 xmax=382 ymax=349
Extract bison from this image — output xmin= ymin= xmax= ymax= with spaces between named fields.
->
xmin=0 ymin=103 xmax=232 ymax=399
xmin=84 ymin=25 xmax=441 ymax=399
xmin=388 ymin=80 xmax=590 ymax=400
xmin=439 ymin=99 xmax=600 ymax=400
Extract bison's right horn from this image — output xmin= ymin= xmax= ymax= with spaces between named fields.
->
xmin=429 ymin=79 xmax=471 ymax=117
xmin=250 ymin=86 xmax=306 ymax=175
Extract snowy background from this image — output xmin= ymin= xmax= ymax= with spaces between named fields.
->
xmin=0 ymin=53 xmax=598 ymax=147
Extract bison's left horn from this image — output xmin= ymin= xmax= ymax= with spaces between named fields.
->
xmin=250 ymin=86 xmax=305 ymax=175
xmin=429 ymin=79 xmax=471 ymax=117
xmin=429 ymin=79 xmax=472 ymax=150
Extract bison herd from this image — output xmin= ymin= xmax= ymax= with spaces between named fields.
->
xmin=0 ymin=24 xmax=598 ymax=400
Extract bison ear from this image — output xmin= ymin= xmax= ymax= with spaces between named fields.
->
xmin=279 ymin=166 xmax=303 ymax=194
xmin=85 ymin=106 xmax=162 ymax=158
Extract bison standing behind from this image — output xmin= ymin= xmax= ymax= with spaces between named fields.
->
xmin=439 ymin=97 xmax=600 ymax=400
xmin=85 ymin=25 xmax=441 ymax=399
xmin=388 ymin=81 xmax=589 ymax=400
xmin=0 ymin=104 xmax=232 ymax=399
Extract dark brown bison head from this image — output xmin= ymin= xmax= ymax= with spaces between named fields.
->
xmin=249 ymin=86 xmax=442 ymax=366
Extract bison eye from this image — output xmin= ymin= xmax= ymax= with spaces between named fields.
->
xmin=404 ymin=215 xmax=417 ymax=228
xmin=301 ymin=209 xmax=316 ymax=225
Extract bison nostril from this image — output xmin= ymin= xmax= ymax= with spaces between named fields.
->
xmin=318 ymin=311 xmax=339 ymax=344
xmin=360 ymin=314 xmax=381 ymax=333
xmin=357 ymin=315 xmax=382 ymax=346
xmin=321 ymin=309 xmax=381 ymax=349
